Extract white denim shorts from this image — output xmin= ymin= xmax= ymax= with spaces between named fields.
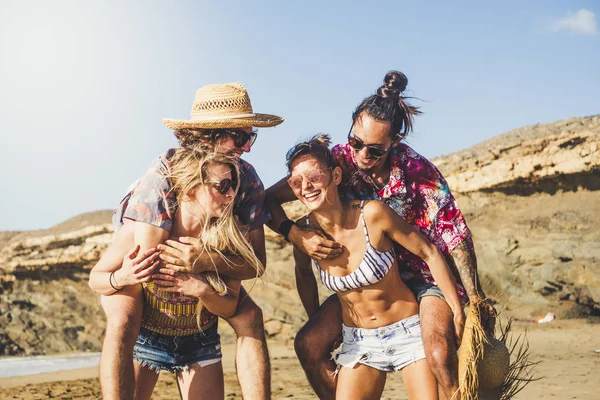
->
xmin=333 ymin=314 xmax=426 ymax=372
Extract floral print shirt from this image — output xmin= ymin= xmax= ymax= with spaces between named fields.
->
xmin=332 ymin=142 xmax=471 ymax=302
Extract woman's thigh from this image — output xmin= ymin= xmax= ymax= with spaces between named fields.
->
xmin=335 ymin=364 xmax=387 ymax=400
xmin=176 ymin=361 xmax=224 ymax=400
xmin=401 ymin=359 xmax=438 ymax=400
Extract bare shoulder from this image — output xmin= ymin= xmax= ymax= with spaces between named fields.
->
xmin=362 ymin=200 xmax=397 ymax=231
xmin=362 ymin=199 xmax=390 ymax=217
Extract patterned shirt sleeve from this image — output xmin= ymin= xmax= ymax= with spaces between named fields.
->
xmin=116 ymin=151 xmax=177 ymax=233
xmin=410 ymin=155 xmax=471 ymax=254
xmin=235 ymin=160 xmax=270 ymax=231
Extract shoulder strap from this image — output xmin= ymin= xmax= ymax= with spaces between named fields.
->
xmin=359 ymin=200 xmax=370 ymax=243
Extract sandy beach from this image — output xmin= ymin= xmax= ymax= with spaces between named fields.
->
xmin=0 ymin=319 xmax=598 ymax=399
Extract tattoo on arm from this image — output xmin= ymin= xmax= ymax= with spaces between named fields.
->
xmin=450 ymin=238 xmax=484 ymax=299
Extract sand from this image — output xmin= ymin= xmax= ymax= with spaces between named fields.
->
xmin=0 ymin=319 xmax=599 ymax=399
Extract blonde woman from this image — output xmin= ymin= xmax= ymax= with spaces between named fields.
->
xmin=89 ymin=148 xmax=263 ymax=400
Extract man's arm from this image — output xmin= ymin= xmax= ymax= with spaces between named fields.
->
xmin=450 ymin=236 xmax=484 ymax=300
xmin=158 ymin=226 xmax=266 ymax=281
xmin=293 ymin=246 xmax=320 ymax=318
xmin=265 ymin=178 xmax=342 ymax=260
xmin=264 ymin=177 xmax=297 ymax=233
xmin=451 ymin=235 xmax=496 ymax=333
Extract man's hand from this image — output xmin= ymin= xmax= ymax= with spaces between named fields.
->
xmin=114 ymin=245 xmax=160 ymax=287
xmin=452 ymin=307 xmax=466 ymax=347
xmin=157 ymin=237 xmax=205 ymax=273
xmin=152 ymin=268 xmax=212 ymax=298
xmin=472 ymin=296 xmax=497 ymax=335
xmin=289 ymin=225 xmax=342 ymax=260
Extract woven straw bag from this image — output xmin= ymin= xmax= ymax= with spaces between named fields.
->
xmin=456 ymin=300 xmax=538 ymax=400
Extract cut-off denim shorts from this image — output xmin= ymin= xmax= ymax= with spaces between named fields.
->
xmin=334 ymin=314 xmax=426 ymax=372
xmin=133 ymin=323 xmax=222 ymax=374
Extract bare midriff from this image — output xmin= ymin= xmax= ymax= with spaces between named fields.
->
xmin=338 ymin=265 xmax=419 ymax=329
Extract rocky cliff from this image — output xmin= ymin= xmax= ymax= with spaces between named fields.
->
xmin=1 ymin=115 xmax=598 ymax=357
xmin=432 ymin=115 xmax=600 ymax=320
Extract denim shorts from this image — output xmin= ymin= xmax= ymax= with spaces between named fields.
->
xmin=334 ymin=314 xmax=426 ymax=372
xmin=405 ymin=279 xmax=445 ymax=304
xmin=133 ymin=324 xmax=222 ymax=374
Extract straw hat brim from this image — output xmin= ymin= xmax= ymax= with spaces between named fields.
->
xmin=163 ymin=113 xmax=284 ymax=130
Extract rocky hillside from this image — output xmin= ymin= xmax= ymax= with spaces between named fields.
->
xmin=1 ymin=114 xmax=598 ymax=357
xmin=0 ymin=204 xmax=312 ymax=356
xmin=432 ymin=115 xmax=600 ymax=320
xmin=432 ymin=115 xmax=600 ymax=194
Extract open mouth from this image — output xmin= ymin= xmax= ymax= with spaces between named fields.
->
xmin=303 ymin=190 xmax=321 ymax=202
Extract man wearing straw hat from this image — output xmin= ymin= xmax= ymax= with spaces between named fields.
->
xmin=98 ymin=83 xmax=282 ymax=400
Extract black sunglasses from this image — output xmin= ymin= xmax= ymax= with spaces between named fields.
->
xmin=347 ymin=129 xmax=391 ymax=159
xmin=224 ymin=130 xmax=258 ymax=148
xmin=205 ymin=178 xmax=235 ymax=195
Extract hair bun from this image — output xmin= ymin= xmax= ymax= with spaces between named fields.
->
xmin=311 ymin=133 xmax=331 ymax=147
xmin=377 ymin=70 xmax=408 ymax=99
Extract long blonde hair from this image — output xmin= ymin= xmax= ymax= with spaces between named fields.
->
xmin=168 ymin=148 xmax=264 ymax=327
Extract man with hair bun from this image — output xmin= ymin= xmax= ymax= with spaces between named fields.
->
xmin=266 ymin=71 xmax=495 ymax=400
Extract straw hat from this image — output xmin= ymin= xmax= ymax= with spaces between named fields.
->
xmin=163 ymin=83 xmax=284 ymax=130
xmin=457 ymin=300 xmax=537 ymax=400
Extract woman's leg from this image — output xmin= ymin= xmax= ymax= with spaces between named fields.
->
xmin=176 ymin=362 xmax=225 ymax=400
xmin=335 ymin=364 xmax=386 ymax=400
xmin=401 ymin=359 xmax=438 ymax=400
xmin=132 ymin=361 xmax=160 ymax=400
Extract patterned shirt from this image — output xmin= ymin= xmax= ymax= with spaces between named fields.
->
xmin=332 ymin=142 xmax=471 ymax=302
xmin=112 ymin=149 xmax=269 ymax=335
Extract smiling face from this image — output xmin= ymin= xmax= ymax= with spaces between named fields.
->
xmin=350 ymin=113 xmax=400 ymax=171
xmin=188 ymin=162 xmax=236 ymax=218
xmin=288 ymin=154 xmax=342 ymax=211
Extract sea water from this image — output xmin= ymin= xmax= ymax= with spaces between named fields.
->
xmin=0 ymin=353 xmax=100 ymax=378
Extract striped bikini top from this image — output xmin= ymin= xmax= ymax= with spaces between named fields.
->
xmin=311 ymin=201 xmax=396 ymax=293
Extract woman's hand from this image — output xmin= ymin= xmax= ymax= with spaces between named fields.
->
xmin=113 ymin=245 xmax=160 ymax=287
xmin=452 ymin=306 xmax=466 ymax=347
xmin=152 ymin=268 xmax=213 ymax=298
xmin=157 ymin=237 xmax=205 ymax=273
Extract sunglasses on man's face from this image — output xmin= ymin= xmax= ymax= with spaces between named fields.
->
xmin=205 ymin=178 xmax=235 ymax=195
xmin=225 ymin=130 xmax=258 ymax=148
xmin=347 ymin=130 xmax=391 ymax=159
xmin=287 ymin=168 xmax=330 ymax=191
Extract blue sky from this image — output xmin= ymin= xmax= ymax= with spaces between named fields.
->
xmin=1 ymin=1 xmax=598 ymax=231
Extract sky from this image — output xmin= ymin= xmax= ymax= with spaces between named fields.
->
xmin=0 ymin=0 xmax=599 ymax=231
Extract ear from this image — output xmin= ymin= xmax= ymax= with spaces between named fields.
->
xmin=332 ymin=166 xmax=343 ymax=185
xmin=391 ymin=134 xmax=404 ymax=148
xmin=181 ymin=184 xmax=200 ymax=202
